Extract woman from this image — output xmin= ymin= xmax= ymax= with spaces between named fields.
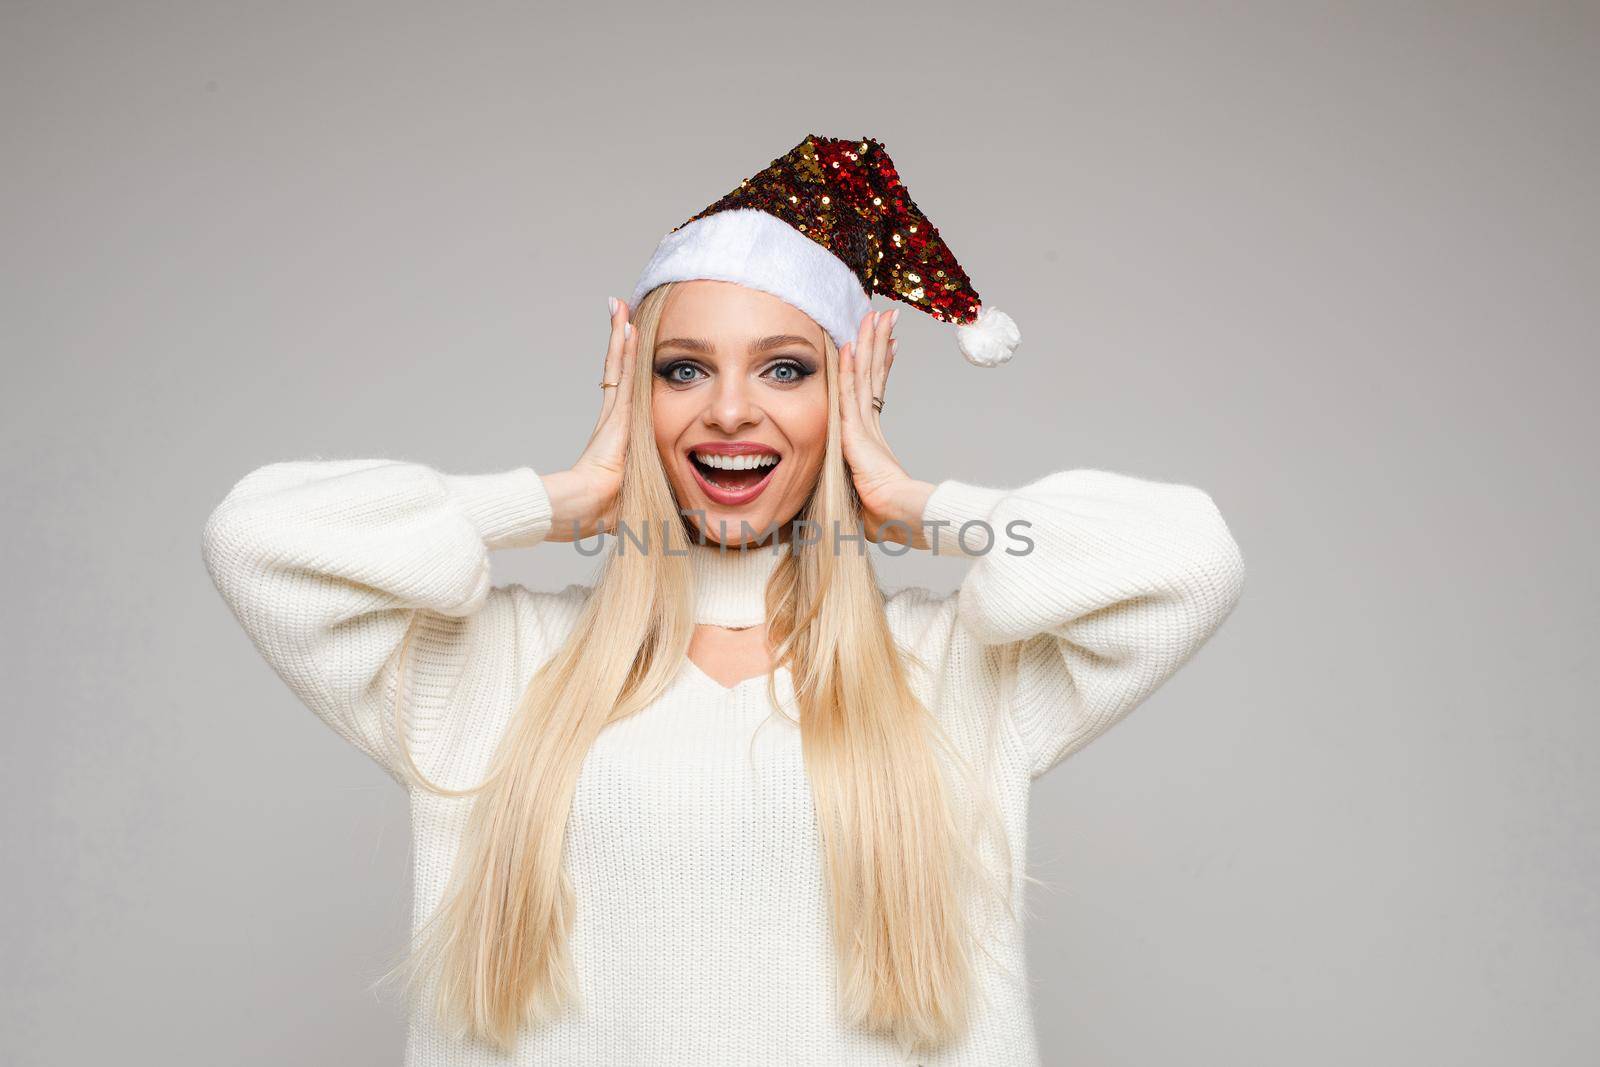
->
xmin=202 ymin=135 xmax=1246 ymax=1066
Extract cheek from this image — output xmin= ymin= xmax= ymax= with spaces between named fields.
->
xmin=794 ymin=392 xmax=830 ymax=451
xmin=652 ymin=392 xmax=689 ymax=457
xmin=770 ymin=393 xmax=829 ymax=463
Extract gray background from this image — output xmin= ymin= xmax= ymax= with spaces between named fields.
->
xmin=3 ymin=2 xmax=1595 ymax=1064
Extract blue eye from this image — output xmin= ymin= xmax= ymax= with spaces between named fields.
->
xmin=656 ymin=358 xmax=815 ymax=387
xmin=766 ymin=359 xmax=814 ymax=385
xmin=656 ymin=361 xmax=706 ymax=385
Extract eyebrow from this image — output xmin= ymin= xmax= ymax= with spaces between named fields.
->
xmin=654 ymin=334 xmax=819 ymax=355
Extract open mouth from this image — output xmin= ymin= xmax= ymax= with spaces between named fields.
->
xmin=687 ymin=448 xmax=782 ymax=505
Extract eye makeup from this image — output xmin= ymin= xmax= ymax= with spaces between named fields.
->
xmin=653 ymin=356 xmax=818 ymax=386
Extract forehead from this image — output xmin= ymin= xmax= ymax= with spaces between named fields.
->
xmin=657 ymin=280 xmax=824 ymax=347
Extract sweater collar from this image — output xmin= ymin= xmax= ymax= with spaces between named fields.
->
xmin=688 ymin=540 xmax=787 ymax=627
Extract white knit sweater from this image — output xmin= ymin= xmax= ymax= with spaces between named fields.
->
xmin=200 ymin=459 xmax=1245 ymax=1066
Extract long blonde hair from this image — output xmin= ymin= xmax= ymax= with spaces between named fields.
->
xmin=382 ymin=282 xmax=1020 ymax=1056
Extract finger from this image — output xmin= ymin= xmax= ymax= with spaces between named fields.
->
xmin=838 ymin=340 xmax=857 ymax=424
xmin=873 ymin=311 xmax=897 ymax=403
xmin=611 ymin=308 xmax=636 ymax=428
xmin=862 ymin=310 xmax=887 ymax=421
xmin=855 ymin=311 xmax=878 ymax=421
xmin=585 ymin=309 xmax=637 ymax=473
xmin=599 ymin=296 xmax=627 ymax=417
xmin=852 ymin=310 xmax=874 ymax=409
xmin=869 ymin=308 xmax=894 ymax=413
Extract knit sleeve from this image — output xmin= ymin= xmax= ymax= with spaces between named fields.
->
xmin=917 ymin=468 xmax=1245 ymax=780
xmin=200 ymin=458 xmax=556 ymax=786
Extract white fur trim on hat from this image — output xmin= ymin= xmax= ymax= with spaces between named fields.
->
xmin=629 ymin=208 xmax=871 ymax=350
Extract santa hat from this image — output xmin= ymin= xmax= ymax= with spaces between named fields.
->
xmin=629 ymin=134 xmax=1020 ymax=367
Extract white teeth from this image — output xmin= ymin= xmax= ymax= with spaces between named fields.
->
xmin=694 ymin=451 xmax=779 ymax=471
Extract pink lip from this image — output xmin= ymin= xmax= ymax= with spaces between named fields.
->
xmin=686 ymin=441 xmax=782 ymax=507
xmin=687 ymin=441 xmax=781 ymax=457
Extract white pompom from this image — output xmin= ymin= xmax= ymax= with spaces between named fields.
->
xmin=954 ymin=304 xmax=1021 ymax=367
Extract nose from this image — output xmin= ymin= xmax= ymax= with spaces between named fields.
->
xmin=701 ymin=373 xmax=763 ymax=434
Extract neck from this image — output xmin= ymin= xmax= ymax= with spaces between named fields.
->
xmin=688 ymin=540 xmax=787 ymax=627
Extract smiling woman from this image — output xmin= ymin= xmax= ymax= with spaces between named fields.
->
xmin=200 ymin=133 xmax=1245 ymax=1066
xmin=651 ymin=282 xmax=830 ymax=529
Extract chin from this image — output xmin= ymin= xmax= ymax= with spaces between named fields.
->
xmin=688 ymin=503 xmax=781 ymax=547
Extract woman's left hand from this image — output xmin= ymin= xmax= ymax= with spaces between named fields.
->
xmin=839 ymin=308 xmax=937 ymax=549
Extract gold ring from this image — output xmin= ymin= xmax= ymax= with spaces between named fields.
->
xmin=600 ymin=380 xmax=620 ymax=389
xmin=871 ymin=395 xmax=885 ymax=412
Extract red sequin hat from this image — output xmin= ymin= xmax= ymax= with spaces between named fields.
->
xmin=629 ymin=134 xmax=1020 ymax=367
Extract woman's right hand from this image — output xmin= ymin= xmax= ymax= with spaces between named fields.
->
xmin=542 ymin=297 xmax=638 ymax=542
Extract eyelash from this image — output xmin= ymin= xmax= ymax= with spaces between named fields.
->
xmin=655 ymin=358 xmax=815 ymax=387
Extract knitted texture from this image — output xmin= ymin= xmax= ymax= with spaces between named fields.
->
xmin=201 ymin=460 xmax=1245 ymax=1066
